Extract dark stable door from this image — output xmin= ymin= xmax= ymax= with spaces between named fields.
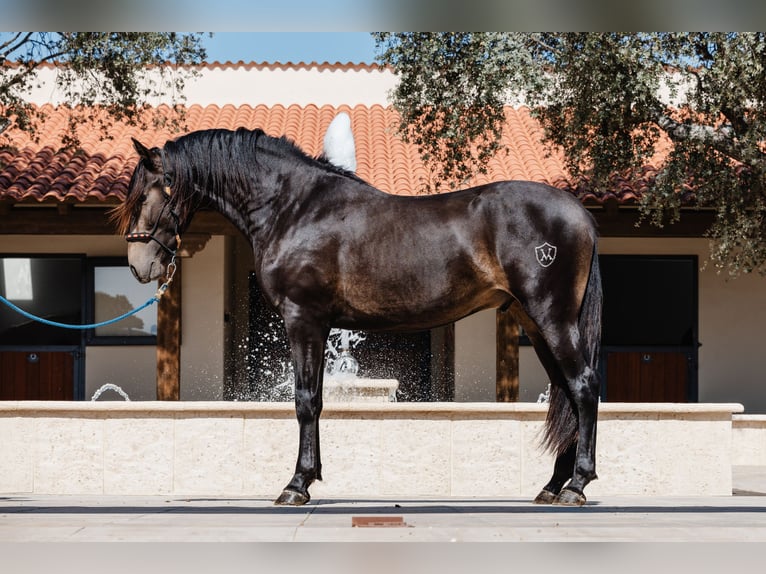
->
xmin=0 ymin=350 xmax=74 ymax=400
xmin=605 ymin=351 xmax=689 ymax=402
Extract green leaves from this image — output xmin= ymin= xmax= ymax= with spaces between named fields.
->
xmin=376 ymin=32 xmax=766 ymax=276
xmin=1 ymin=32 xmax=207 ymax=148
xmin=374 ymin=33 xmax=541 ymax=192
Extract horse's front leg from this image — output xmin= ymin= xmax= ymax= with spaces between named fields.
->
xmin=274 ymin=315 xmax=329 ymax=506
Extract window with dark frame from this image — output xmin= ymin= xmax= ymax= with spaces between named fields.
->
xmin=85 ymin=257 xmax=157 ymax=345
xmin=0 ymin=255 xmax=84 ymax=346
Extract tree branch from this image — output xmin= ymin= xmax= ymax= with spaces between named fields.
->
xmin=654 ymin=112 xmax=764 ymax=167
xmin=0 ymin=33 xmax=23 ymax=52
xmin=528 ymin=34 xmax=562 ymax=56
xmin=0 ymin=32 xmax=33 ymax=60
xmin=0 ymin=62 xmax=39 ymax=93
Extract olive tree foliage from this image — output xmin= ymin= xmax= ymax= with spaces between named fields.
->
xmin=0 ymin=32 xmax=207 ymax=147
xmin=374 ymin=32 xmax=766 ymax=276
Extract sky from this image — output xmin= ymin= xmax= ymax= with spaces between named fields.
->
xmin=201 ymin=32 xmax=378 ymax=65
xmin=1 ymin=1 xmax=762 ymax=36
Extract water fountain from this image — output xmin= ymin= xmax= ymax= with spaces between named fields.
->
xmin=91 ymin=383 xmax=130 ymax=401
xmin=244 ymin=325 xmax=398 ymax=402
xmin=325 ymin=328 xmax=365 ymax=376
xmin=537 ymin=382 xmax=550 ymax=403
xmin=323 ymin=327 xmax=398 ymax=402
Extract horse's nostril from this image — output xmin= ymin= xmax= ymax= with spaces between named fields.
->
xmin=129 ymin=265 xmax=140 ymax=281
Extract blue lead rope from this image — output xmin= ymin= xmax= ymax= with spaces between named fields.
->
xmin=0 ymin=292 xmax=160 ymax=330
xmin=0 ymin=256 xmax=180 ymax=330
xmin=1 ymin=257 xmax=177 ymax=331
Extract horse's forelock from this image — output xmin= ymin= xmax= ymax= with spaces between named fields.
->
xmin=110 ymin=159 xmax=151 ymax=236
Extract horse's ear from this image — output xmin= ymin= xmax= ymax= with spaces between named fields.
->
xmin=132 ymin=138 xmax=163 ymax=173
xmin=132 ymin=138 xmax=153 ymax=159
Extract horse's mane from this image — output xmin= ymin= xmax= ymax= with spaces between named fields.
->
xmin=112 ymin=128 xmax=365 ymax=235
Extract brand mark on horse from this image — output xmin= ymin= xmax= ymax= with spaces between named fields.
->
xmin=535 ymin=242 xmax=557 ymax=267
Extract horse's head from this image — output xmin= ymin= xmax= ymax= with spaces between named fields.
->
xmin=114 ymin=138 xmax=181 ymax=284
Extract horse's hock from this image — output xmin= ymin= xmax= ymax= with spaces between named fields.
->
xmin=0 ymin=401 xmax=745 ymax=498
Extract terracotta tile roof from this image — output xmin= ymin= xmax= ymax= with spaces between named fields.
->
xmin=0 ymin=102 xmax=666 ymax=205
xmin=197 ymin=61 xmax=388 ymax=72
xmin=26 ymin=61 xmax=387 ymax=72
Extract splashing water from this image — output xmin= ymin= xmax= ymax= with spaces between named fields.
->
xmin=325 ymin=328 xmax=366 ymax=376
xmin=241 ymin=327 xmax=371 ymax=401
xmin=91 ymin=383 xmax=130 ymax=401
xmin=537 ymin=383 xmax=551 ymax=404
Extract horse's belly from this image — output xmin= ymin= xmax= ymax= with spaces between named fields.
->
xmin=332 ymin=218 xmax=510 ymax=330
xmin=336 ymin=283 xmax=509 ymax=332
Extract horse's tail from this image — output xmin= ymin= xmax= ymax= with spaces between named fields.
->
xmin=543 ymin=239 xmax=602 ymax=455
xmin=578 ymin=240 xmax=602 ymax=377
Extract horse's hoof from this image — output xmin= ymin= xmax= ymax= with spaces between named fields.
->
xmin=553 ymin=488 xmax=586 ymax=506
xmin=533 ymin=490 xmax=558 ymax=504
xmin=274 ymin=489 xmax=310 ymax=506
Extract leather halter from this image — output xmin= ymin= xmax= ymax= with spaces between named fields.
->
xmin=125 ymin=154 xmax=182 ymax=257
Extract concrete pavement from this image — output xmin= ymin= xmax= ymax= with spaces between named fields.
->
xmin=3 ymin=467 xmax=763 ymax=574
xmin=0 ymin=466 xmax=766 ymax=543
xmin=1 ymin=494 xmax=766 ymax=542
xmin=1 ymin=467 xmax=765 ymax=542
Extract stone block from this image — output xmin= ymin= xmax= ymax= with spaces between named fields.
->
xmin=242 ymin=416 xmax=296 ymax=497
xmin=0 ymin=416 xmax=34 ymax=493
xmin=174 ymin=415 xmax=244 ymax=495
xmin=378 ymin=417 xmax=451 ymax=497
xmin=33 ymin=416 xmax=103 ymax=494
xmin=451 ymin=418 xmax=523 ymax=496
xmin=103 ymin=415 xmax=175 ymax=495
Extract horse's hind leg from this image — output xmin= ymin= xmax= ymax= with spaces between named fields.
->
xmin=547 ymin=351 xmax=599 ymax=506
xmin=274 ymin=311 xmax=329 ymax=506
xmin=525 ymin=318 xmax=599 ymax=506
xmin=533 ymin=443 xmax=576 ymax=504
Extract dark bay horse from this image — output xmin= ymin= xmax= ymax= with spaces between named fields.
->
xmin=115 ymin=128 xmax=602 ymax=506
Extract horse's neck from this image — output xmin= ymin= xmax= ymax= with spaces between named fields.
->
xmin=197 ymin=149 xmax=317 ymax=244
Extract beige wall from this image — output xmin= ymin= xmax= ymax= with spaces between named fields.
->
xmin=26 ymin=64 xmax=398 ymax=108
xmin=454 ymin=309 xmax=496 ymax=401
xmin=0 ymin=401 xmax=742 ymax=497
xmin=454 ymin=237 xmax=766 ymax=413
xmin=179 ymin=236 xmax=226 ymax=400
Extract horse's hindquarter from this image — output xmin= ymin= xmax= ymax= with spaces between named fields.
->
xmin=485 ymin=182 xmax=598 ymax=324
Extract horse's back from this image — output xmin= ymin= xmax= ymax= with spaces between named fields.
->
xmin=322 ymin=180 xmax=595 ymax=329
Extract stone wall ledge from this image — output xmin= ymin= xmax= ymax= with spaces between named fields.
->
xmin=732 ymin=414 xmax=766 ymax=466
xmin=733 ymin=414 xmax=766 ymax=423
xmin=0 ymin=400 xmax=746 ymax=416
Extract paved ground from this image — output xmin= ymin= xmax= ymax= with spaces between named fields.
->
xmin=2 ymin=492 xmax=766 ymax=543
xmin=3 ymin=469 xmax=765 ymax=573
xmin=1 ymin=466 xmax=765 ymax=544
